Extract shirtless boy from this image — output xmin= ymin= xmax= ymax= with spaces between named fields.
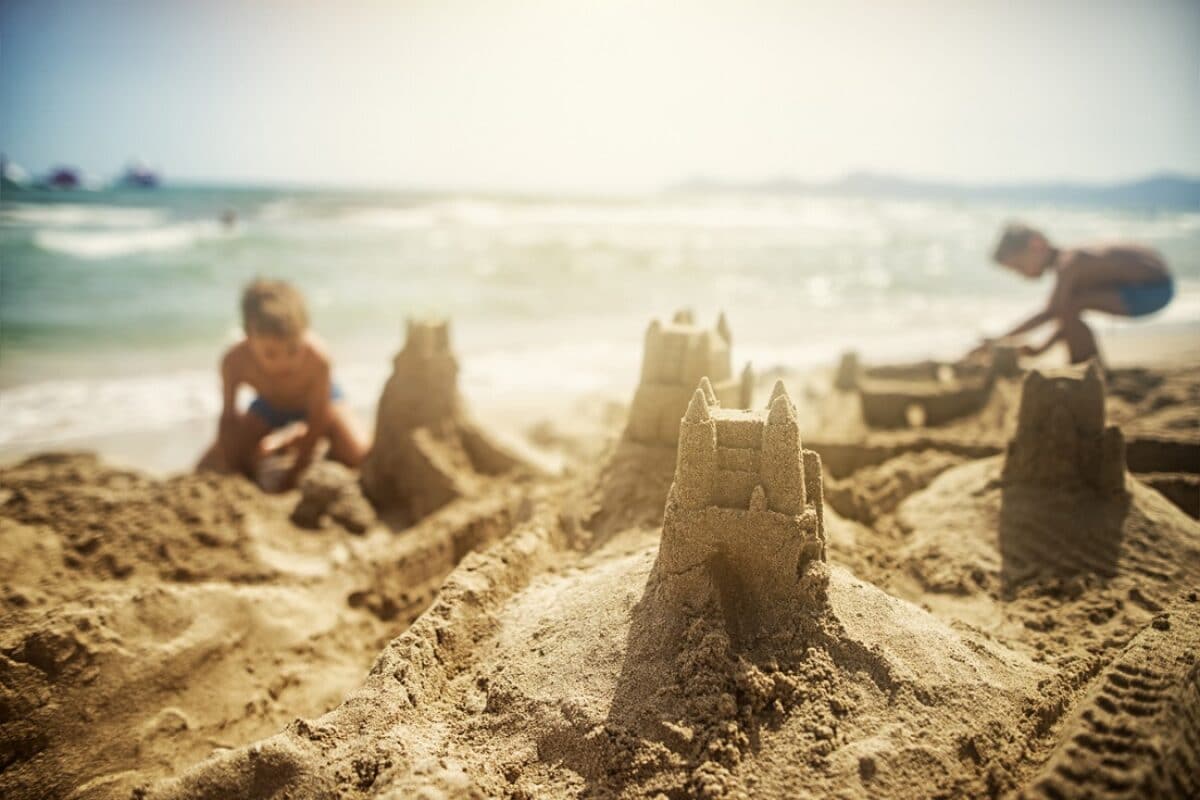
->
xmin=197 ymin=279 xmax=369 ymax=489
xmin=975 ymin=222 xmax=1174 ymax=364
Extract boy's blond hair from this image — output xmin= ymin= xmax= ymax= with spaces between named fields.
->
xmin=992 ymin=222 xmax=1043 ymax=264
xmin=241 ymin=278 xmax=309 ymax=338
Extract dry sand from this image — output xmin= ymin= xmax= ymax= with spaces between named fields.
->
xmin=2 ymin=320 xmax=1198 ymax=799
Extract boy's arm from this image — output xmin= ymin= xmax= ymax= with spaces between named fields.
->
xmin=999 ymin=307 xmax=1054 ymax=340
xmin=969 ymin=305 xmax=1053 ymax=358
xmin=218 ymin=352 xmax=240 ymax=432
xmin=282 ymin=366 xmax=332 ymax=489
xmin=989 ymin=265 xmax=1075 ymax=345
xmin=215 ymin=351 xmax=244 ymax=465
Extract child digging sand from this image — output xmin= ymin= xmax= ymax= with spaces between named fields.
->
xmin=198 ymin=278 xmax=369 ymax=490
xmin=973 ymin=222 xmax=1175 ymax=365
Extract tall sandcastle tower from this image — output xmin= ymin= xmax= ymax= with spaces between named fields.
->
xmin=1002 ymin=362 xmax=1125 ymax=494
xmin=361 ymin=319 xmax=528 ymax=521
xmin=625 ymin=309 xmax=754 ymax=445
xmin=653 ymin=380 xmax=826 ymax=637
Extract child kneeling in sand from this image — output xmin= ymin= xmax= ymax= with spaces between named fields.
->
xmin=198 ymin=278 xmax=369 ymax=490
xmin=974 ymin=223 xmax=1174 ymax=365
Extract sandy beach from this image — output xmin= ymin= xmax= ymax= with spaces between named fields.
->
xmin=1 ymin=309 xmax=1197 ymax=800
xmin=5 ymin=2 xmax=1200 ymax=796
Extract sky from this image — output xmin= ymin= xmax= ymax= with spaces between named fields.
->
xmin=2 ymin=0 xmax=1198 ymax=192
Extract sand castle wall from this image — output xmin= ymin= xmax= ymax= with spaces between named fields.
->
xmin=858 ymin=360 xmax=996 ymax=428
xmin=360 ymin=319 xmax=526 ymax=521
xmin=653 ymin=380 xmax=825 ymax=637
xmin=625 ymin=310 xmax=754 ymax=445
xmin=840 ymin=348 xmax=1020 ymax=428
xmin=1002 ymin=362 xmax=1125 ymax=493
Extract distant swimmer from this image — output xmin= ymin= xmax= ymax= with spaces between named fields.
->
xmin=971 ymin=222 xmax=1174 ymax=365
xmin=220 ymin=208 xmax=238 ymax=229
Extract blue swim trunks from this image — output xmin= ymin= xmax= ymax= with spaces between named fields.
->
xmin=249 ymin=383 xmax=345 ymax=430
xmin=1119 ymin=278 xmax=1174 ymax=317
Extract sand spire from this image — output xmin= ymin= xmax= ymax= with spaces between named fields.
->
xmin=360 ymin=318 xmax=532 ymax=520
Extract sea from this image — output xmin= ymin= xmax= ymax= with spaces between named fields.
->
xmin=2 ymin=184 xmax=1198 ymax=472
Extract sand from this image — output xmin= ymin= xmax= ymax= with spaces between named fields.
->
xmin=2 ymin=320 xmax=1199 ymax=799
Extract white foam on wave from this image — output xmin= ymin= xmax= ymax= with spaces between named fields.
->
xmin=32 ymin=220 xmax=232 ymax=260
xmin=334 ymin=196 xmax=886 ymax=235
xmin=0 ymin=203 xmax=166 ymax=228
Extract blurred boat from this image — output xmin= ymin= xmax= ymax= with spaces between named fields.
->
xmin=43 ymin=165 xmax=84 ymax=190
xmin=120 ymin=160 xmax=161 ymax=188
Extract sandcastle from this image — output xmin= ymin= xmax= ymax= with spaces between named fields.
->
xmin=833 ymin=350 xmax=860 ymax=391
xmin=858 ymin=359 xmax=996 ymax=428
xmin=836 ymin=345 xmax=1023 ymax=429
xmin=653 ymin=379 xmax=826 ymax=637
xmin=991 ymin=344 xmax=1021 ymax=377
xmin=1002 ymin=362 xmax=1125 ymax=493
xmin=360 ymin=319 xmax=527 ymax=521
xmin=625 ymin=310 xmax=754 ymax=445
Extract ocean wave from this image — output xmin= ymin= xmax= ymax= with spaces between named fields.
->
xmin=32 ymin=220 xmax=232 ymax=259
xmin=1 ymin=202 xmax=167 ymax=229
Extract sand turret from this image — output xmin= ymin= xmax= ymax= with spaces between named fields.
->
xmin=833 ymin=350 xmax=860 ymax=391
xmin=625 ymin=309 xmax=754 ymax=445
xmin=654 ymin=379 xmax=826 ymax=637
xmin=361 ymin=318 xmax=529 ymax=521
xmin=1002 ymin=362 xmax=1125 ymax=493
xmin=991 ymin=344 xmax=1021 ymax=378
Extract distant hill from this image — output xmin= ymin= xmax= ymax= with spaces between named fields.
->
xmin=669 ymin=171 xmax=1200 ymax=210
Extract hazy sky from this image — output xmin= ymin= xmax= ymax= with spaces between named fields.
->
xmin=2 ymin=0 xmax=1198 ymax=191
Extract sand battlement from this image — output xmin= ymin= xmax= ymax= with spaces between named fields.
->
xmin=1002 ymin=362 xmax=1125 ymax=493
xmin=655 ymin=379 xmax=826 ymax=636
xmin=361 ymin=318 xmax=527 ymax=521
xmin=625 ymin=309 xmax=753 ymax=445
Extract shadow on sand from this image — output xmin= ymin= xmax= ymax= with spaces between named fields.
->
xmin=997 ymin=483 xmax=1130 ymax=594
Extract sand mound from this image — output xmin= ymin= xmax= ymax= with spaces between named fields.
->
xmin=361 ymin=319 xmax=535 ymax=523
xmin=0 ymin=452 xmax=269 ymax=585
xmin=881 ymin=364 xmax=1200 ymax=661
xmin=141 ymin=376 xmax=1078 ymax=799
xmin=823 ymin=449 xmax=966 ymax=525
xmin=291 ymin=461 xmax=374 ymax=533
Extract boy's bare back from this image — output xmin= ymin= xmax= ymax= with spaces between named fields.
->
xmin=1055 ymin=244 xmax=1169 ymax=290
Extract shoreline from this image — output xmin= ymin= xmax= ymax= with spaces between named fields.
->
xmin=2 ymin=319 xmax=1197 ymax=477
